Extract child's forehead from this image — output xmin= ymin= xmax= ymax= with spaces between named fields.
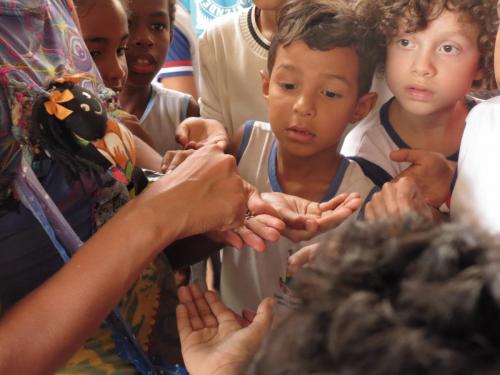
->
xmin=396 ymin=9 xmax=479 ymax=36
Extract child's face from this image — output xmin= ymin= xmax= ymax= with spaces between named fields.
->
xmin=78 ymin=0 xmax=129 ymax=93
xmin=126 ymin=0 xmax=171 ymax=87
xmin=262 ymin=41 xmax=375 ymax=159
xmin=385 ymin=10 xmax=482 ymax=117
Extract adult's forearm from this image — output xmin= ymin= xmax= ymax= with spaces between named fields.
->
xmin=0 ymin=195 xmax=176 ymax=374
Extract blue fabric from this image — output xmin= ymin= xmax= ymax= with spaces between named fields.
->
xmin=168 ymin=26 xmax=192 ymax=62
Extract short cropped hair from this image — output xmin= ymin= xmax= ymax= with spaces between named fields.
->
xmin=249 ymin=216 xmax=500 ymax=374
xmin=358 ymin=0 xmax=497 ymax=89
xmin=267 ymin=0 xmax=384 ymax=97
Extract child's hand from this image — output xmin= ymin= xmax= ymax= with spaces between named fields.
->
xmin=161 ymin=149 xmax=196 ymax=173
xmin=176 ymin=283 xmax=273 ymax=375
xmin=176 ymin=117 xmax=229 ymax=150
xmin=287 ymin=243 xmax=320 ymax=275
xmin=261 ymin=192 xmax=361 ymax=242
xmin=391 ymin=149 xmax=455 ymax=208
xmin=365 ymin=176 xmax=440 ymax=222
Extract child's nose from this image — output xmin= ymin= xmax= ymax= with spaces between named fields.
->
xmin=132 ymin=29 xmax=154 ymax=48
xmin=411 ymin=49 xmax=436 ymax=78
xmin=103 ymin=58 xmax=126 ymax=90
xmin=293 ymin=94 xmax=315 ymax=117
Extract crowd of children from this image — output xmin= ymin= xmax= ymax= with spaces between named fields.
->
xmin=1 ymin=0 xmax=500 ymax=373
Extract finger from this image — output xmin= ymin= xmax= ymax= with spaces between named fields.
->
xmin=175 ymin=122 xmax=189 ymax=147
xmin=316 ymin=206 xmax=356 ymax=231
xmin=204 ymin=290 xmax=241 ymax=326
xmin=234 ymin=226 xmax=266 ymax=252
xmin=167 ymin=150 xmax=194 ymax=172
xmin=247 ymin=297 xmax=274 ymax=340
xmin=245 ymin=214 xmax=284 ymax=241
xmin=247 ymin=185 xmax=281 ymax=218
xmin=318 ymin=193 xmax=348 ymax=211
xmin=176 ymin=304 xmax=193 ymax=341
xmin=161 ymin=152 xmax=175 ymax=173
xmin=190 ymin=285 xmax=218 ymax=328
xmin=219 ymin=230 xmax=244 ymax=250
xmin=288 ymin=243 xmax=319 ymax=274
xmin=390 ymin=148 xmax=424 ymax=165
xmin=178 ymin=285 xmax=204 ymax=330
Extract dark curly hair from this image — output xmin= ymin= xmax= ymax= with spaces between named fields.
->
xmin=267 ymin=0 xmax=385 ymax=97
xmin=356 ymin=0 xmax=497 ymax=89
xmin=249 ymin=215 xmax=500 ymax=374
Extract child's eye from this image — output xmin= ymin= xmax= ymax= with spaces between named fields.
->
xmin=89 ymin=50 xmax=101 ymax=59
xmin=322 ymin=90 xmax=339 ymax=99
xmin=279 ymin=82 xmax=296 ymax=90
xmin=117 ymin=47 xmax=128 ymax=57
xmin=439 ymin=44 xmax=460 ymax=55
xmin=151 ymin=23 xmax=166 ymax=32
xmin=397 ymin=38 xmax=414 ymax=49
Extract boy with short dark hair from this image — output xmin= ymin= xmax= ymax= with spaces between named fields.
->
xmin=220 ymin=0 xmax=382 ymax=312
xmin=119 ymin=0 xmax=199 ymax=155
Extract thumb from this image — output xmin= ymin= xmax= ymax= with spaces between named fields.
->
xmin=247 ymin=297 xmax=274 ymax=340
xmin=175 ymin=122 xmax=189 ymax=147
xmin=390 ymin=148 xmax=425 ymax=165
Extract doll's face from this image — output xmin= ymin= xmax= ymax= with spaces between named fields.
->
xmin=60 ymin=86 xmax=108 ymax=141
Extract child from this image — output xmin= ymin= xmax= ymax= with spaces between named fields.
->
xmin=341 ymin=0 xmax=496 ymax=187
xmin=119 ymin=0 xmax=199 ymax=155
xmin=220 ymin=0 xmax=381 ymax=312
xmin=199 ymin=0 xmax=288 ymax=136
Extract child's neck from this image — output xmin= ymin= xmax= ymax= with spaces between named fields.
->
xmin=275 ymin=144 xmax=342 ymax=202
xmin=119 ymin=83 xmax=153 ymax=120
xmin=389 ymin=98 xmax=468 ymax=156
xmin=256 ymin=7 xmax=278 ymax=41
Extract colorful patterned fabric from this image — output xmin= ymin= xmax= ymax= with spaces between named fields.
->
xmin=0 ymin=0 xmax=180 ymax=372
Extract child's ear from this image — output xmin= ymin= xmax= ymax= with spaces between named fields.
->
xmin=260 ymin=69 xmax=270 ymax=101
xmin=350 ymin=92 xmax=378 ymax=123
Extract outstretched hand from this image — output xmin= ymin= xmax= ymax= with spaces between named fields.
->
xmin=176 ymin=284 xmax=273 ymax=375
xmin=176 ymin=117 xmax=229 ymax=150
xmin=390 ymin=149 xmax=455 ymax=207
xmin=364 ymin=176 xmax=440 ymax=222
xmin=261 ymin=192 xmax=362 ymax=242
xmin=208 ymin=182 xmax=285 ymax=251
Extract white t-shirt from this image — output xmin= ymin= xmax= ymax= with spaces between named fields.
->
xmin=341 ymin=97 xmax=461 ymax=187
xmin=139 ymin=83 xmax=192 ymax=154
xmin=221 ymin=121 xmax=377 ymax=312
xmin=199 ymin=6 xmax=269 ymax=136
xmin=451 ymin=96 xmax=500 ymax=236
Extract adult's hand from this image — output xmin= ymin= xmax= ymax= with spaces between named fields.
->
xmin=391 ymin=149 xmax=455 ymax=207
xmin=176 ymin=117 xmax=229 ymax=150
xmin=261 ymin=192 xmax=362 ymax=242
xmin=137 ymin=145 xmax=247 ymax=244
xmin=176 ymin=284 xmax=273 ymax=375
xmin=365 ymin=176 xmax=439 ymax=222
xmin=208 ymin=183 xmax=285 ymax=251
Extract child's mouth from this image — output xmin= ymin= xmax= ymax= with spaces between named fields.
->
xmin=129 ymin=57 xmax=156 ymax=75
xmin=286 ymin=126 xmax=316 ymax=142
xmin=406 ymin=86 xmax=433 ymax=100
